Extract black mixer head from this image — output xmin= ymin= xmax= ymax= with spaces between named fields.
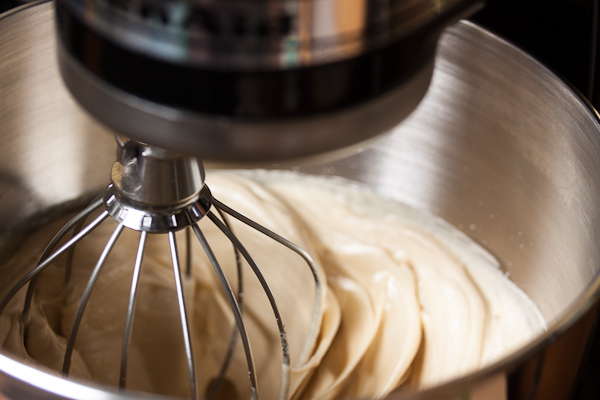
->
xmin=55 ymin=0 xmax=482 ymax=161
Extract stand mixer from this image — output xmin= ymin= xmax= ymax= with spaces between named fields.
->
xmin=4 ymin=0 xmax=600 ymax=398
xmin=2 ymin=0 xmax=483 ymax=398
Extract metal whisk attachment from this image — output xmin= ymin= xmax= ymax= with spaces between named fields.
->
xmin=0 ymin=136 xmax=323 ymax=400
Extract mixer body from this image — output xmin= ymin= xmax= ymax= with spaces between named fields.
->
xmin=55 ymin=0 xmax=482 ymax=160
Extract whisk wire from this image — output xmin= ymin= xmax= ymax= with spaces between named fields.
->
xmin=206 ymin=209 xmax=293 ymax=397
xmin=189 ymin=221 xmax=259 ymax=400
xmin=63 ymin=217 xmax=87 ymax=290
xmin=119 ymin=230 xmax=148 ymax=390
xmin=63 ymin=223 xmax=125 ymax=376
xmin=185 ymin=227 xmax=192 ymax=278
xmin=20 ymin=196 xmax=105 ymax=322
xmin=212 ymin=198 xmax=323 ymax=366
xmin=169 ymin=231 xmax=199 ymax=400
xmin=206 ymin=209 xmax=245 ymax=400
xmin=0 ymin=208 xmax=108 ymax=317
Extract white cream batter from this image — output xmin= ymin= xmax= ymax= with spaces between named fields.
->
xmin=0 ymin=171 xmax=545 ymax=399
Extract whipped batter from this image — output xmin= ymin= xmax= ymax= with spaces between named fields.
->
xmin=0 ymin=171 xmax=546 ymax=399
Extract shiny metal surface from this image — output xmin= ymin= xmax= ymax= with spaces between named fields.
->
xmin=1 ymin=2 xmax=600 ymax=400
xmin=108 ymin=135 xmax=210 ymax=232
xmin=103 ymin=184 xmax=210 ymax=233
xmin=111 ymin=136 xmax=205 ymax=207
xmin=58 ymin=0 xmax=479 ymax=68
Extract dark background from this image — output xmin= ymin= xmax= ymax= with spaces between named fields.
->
xmin=0 ymin=0 xmax=599 ymax=399
xmin=472 ymin=0 xmax=599 ymax=109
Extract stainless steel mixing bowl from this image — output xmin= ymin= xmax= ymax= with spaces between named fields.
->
xmin=1 ymin=1 xmax=600 ymax=399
